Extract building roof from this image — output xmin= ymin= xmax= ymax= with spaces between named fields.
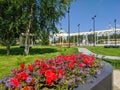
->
xmin=55 ymin=28 xmax=120 ymax=37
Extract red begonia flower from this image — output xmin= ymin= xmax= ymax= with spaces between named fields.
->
xmin=10 ymin=77 xmax=19 ymax=88
xmin=27 ymin=64 xmax=33 ymax=71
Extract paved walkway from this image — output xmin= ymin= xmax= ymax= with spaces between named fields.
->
xmin=78 ymin=48 xmax=120 ymax=60
xmin=113 ymin=70 xmax=120 ymax=90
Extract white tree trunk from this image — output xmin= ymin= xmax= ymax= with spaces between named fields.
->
xmin=24 ymin=4 xmax=34 ymax=55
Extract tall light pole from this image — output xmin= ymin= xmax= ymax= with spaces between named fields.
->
xmin=77 ymin=24 xmax=80 ymax=46
xmin=68 ymin=5 xmax=70 ymax=48
xmin=114 ymin=19 xmax=117 ymax=46
xmin=92 ymin=15 xmax=96 ymax=47
xmin=89 ymin=29 xmax=92 ymax=45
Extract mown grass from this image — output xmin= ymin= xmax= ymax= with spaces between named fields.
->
xmin=103 ymin=59 xmax=120 ymax=69
xmin=80 ymin=46 xmax=120 ymax=56
xmin=0 ymin=46 xmax=79 ymax=79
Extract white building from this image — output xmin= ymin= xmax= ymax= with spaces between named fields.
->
xmin=51 ymin=28 xmax=120 ymax=46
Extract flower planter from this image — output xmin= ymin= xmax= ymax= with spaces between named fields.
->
xmin=73 ymin=62 xmax=113 ymax=90
xmin=0 ymin=54 xmax=111 ymax=90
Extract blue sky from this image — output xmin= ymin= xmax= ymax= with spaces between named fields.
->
xmin=57 ymin=0 xmax=120 ymax=33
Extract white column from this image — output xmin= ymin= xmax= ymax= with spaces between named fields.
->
xmin=96 ymin=32 xmax=98 ymax=45
xmin=107 ymin=32 xmax=110 ymax=44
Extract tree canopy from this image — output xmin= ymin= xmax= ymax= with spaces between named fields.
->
xmin=0 ymin=0 xmax=74 ymax=55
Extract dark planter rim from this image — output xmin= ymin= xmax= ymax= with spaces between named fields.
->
xmin=73 ymin=62 xmax=113 ymax=90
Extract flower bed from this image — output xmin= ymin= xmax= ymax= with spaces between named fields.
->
xmin=0 ymin=54 xmax=103 ymax=90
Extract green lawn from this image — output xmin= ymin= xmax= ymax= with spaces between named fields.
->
xmin=103 ymin=59 xmax=120 ymax=69
xmin=0 ymin=46 xmax=79 ymax=79
xmin=80 ymin=46 xmax=120 ymax=56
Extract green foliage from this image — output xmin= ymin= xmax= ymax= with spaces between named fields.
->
xmin=37 ymin=0 xmax=74 ymax=45
xmin=0 ymin=0 xmax=75 ymax=54
xmin=0 ymin=0 xmax=34 ymax=55
xmin=39 ymin=30 xmax=50 ymax=45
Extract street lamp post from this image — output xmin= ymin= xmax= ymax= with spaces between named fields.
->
xmin=114 ymin=19 xmax=117 ymax=46
xmin=92 ymin=15 xmax=96 ymax=47
xmin=89 ymin=29 xmax=92 ymax=45
xmin=77 ymin=24 xmax=80 ymax=46
xmin=68 ymin=5 xmax=70 ymax=48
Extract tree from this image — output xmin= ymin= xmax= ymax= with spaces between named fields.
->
xmin=0 ymin=0 xmax=23 ymax=55
xmin=0 ymin=0 xmax=75 ymax=55
xmin=22 ymin=0 xmax=36 ymax=55
xmin=37 ymin=0 xmax=74 ymax=45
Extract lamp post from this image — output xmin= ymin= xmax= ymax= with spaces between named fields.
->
xmin=89 ymin=29 xmax=92 ymax=45
xmin=77 ymin=24 xmax=80 ymax=46
xmin=92 ymin=15 xmax=96 ymax=47
xmin=114 ymin=19 xmax=117 ymax=46
xmin=68 ymin=5 xmax=70 ymax=48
